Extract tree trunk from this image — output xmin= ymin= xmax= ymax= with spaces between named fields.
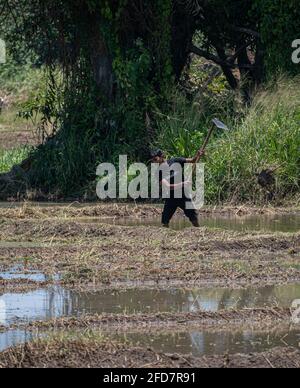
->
xmin=89 ymin=25 xmax=114 ymax=102
xmin=253 ymin=41 xmax=265 ymax=85
xmin=237 ymin=45 xmax=253 ymax=103
xmin=216 ymin=47 xmax=239 ymax=90
xmin=171 ymin=3 xmax=197 ymax=80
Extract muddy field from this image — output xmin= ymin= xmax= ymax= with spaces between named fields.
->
xmin=0 ymin=202 xmax=299 ymax=368
xmin=1 ymin=338 xmax=299 ymax=368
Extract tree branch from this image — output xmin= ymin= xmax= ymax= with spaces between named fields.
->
xmin=231 ymin=27 xmax=260 ymax=39
xmin=190 ymin=44 xmax=256 ymax=70
xmin=227 ymin=43 xmax=249 ymax=64
xmin=190 ymin=44 xmax=225 ymax=66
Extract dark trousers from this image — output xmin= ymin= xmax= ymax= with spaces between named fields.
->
xmin=162 ymin=198 xmax=198 ymax=226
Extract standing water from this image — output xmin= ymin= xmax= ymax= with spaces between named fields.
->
xmin=0 ymin=203 xmax=299 ymax=357
xmin=96 ymin=214 xmax=300 ymax=233
xmin=1 ymin=282 xmax=300 ymax=352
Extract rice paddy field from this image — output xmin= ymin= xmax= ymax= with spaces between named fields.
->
xmin=0 ymin=201 xmax=299 ymax=368
xmin=0 ymin=65 xmax=299 ymax=369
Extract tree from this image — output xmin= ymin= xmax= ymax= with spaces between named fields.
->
xmin=253 ymin=0 xmax=300 ymax=76
xmin=184 ymin=0 xmax=265 ymax=99
xmin=0 ymin=0 xmax=198 ymax=195
xmin=0 ymin=0 xmax=299 ymax=197
xmin=186 ymin=0 xmax=300 ymax=95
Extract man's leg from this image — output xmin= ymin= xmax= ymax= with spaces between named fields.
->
xmin=162 ymin=200 xmax=178 ymax=228
xmin=179 ymin=199 xmax=200 ymax=227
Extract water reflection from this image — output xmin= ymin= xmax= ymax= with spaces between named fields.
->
xmin=0 ymin=266 xmax=59 ymax=283
xmin=112 ymin=330 xmax=300 ymax=357
xmin=0 ymin=284 xmax=300 ymax=327
xmin=0 ymin=330 xmax=37 ymax=352
xmin=98 ymin=214 xmax=300 ymax=233
xmin=0 ymin=328 xmax=299 ymax=356
xmin=0 ymin=283 xmax=300 ymax=354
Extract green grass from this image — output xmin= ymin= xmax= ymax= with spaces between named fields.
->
xmin=0 ymin=107 xmax=36 ymax=132
xmin=0 ymin=58 xmax=299 ymax=204
xmin=155 ymin=83 xmax=238 ymax=158
xmin=0 ymin=61 xmax=44 ymax=101
xmin=0 ymin=59 xmax=45 ymax=133
xmin=0 ymin=147 xmax=30 ymax=174
xmin=206 ymin=77 xmax=300 ymax=203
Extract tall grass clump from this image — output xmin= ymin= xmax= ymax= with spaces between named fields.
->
xmin=155 ymin=85 xmax=240 ymax=158
xmin=206 ymin=76 xmax=300 ymax=203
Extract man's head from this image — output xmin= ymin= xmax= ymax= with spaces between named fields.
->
xmin=150 ymin=149 xmax=166 ymax=164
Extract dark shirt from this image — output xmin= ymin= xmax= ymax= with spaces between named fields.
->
xmin=159 ymin=157 xmax=187 ymax=199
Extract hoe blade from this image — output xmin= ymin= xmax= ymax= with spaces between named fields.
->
xmin=212 ymin=118 xmax=230 ymax=131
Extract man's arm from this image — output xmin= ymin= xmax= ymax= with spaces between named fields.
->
xmin=186 ymin=149 xmax=206 ymax=164
xmin=162 ymin=179 xmax=190 ymax=190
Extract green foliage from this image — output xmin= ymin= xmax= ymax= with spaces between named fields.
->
xmin=17 ymin=67 xmax=63 ymax=139
xmin=156 ymin=76 xmax=299 ymax=204
xmin=12 ymin=0 xmax=175 ymax=195
xmin=155 ymin=90 xmax=208 ymax=158
xmin=111 ymin=39 xmax=158 ymax=160
xmin=1 ymin=0 xmax=299 ymax=204
xmin=28 ymin=63 xmax=102 ymax=194
xmin=253 ymin=0 xmax=300 ymax=76
xmin=105 ymin=0 xmax=173 ymax=159
xmin=0 ymin=147 xmax=30 ymax=174
xmin=0 ymin=59 xmax=44 ymax=102
xmin=205 ymin=76 xmax=300 ymax=203
xmin=155 ymin=75 xmax=242 ymax=158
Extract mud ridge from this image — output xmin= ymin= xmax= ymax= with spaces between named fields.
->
xmin=19 ymin=308 xmax=294 ymax=332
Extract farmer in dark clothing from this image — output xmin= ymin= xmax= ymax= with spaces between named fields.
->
xmin=151 ymin=149 xmax=205 ymax=228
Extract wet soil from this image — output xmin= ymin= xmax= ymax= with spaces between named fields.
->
xmin=0 ymin=338 xmax=299 ymax=368
xmin=0 ymin=203 xmax=299 ymax=367
xmin=0 ymin=202 xmax=299 ymax=220
xmin=1 ymin=280 xmax=300 ymax=353
xmin=19 ymin=308 xmax=292 ymax=332
xmin=110 ymin=329 xmax=300 ymax=358
xmin=0 ymin=203 xmax=163 ymax=219
xmin=0 ymin=218 xmax=298 ymax=288
xmin=97 ymin=214 xmax=300 ymax=233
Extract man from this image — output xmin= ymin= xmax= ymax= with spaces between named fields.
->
xmin=151 ymin=149 xmax=205 ymax=228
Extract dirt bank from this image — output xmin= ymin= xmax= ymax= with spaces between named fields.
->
xmin=0 ymin=277 xmax=48 ymax=293
xmin=19 ymin=308 xmax=293 ymax=332
xmin=0 ymin=338 xmax=298 ymax=368
xmin=1 ymin=217 xmax=299 ymax=244
xmin=0 ymin=218 xmax=299 ymax=289
xmin=1 ymin=203 xmax=299 ymax=220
